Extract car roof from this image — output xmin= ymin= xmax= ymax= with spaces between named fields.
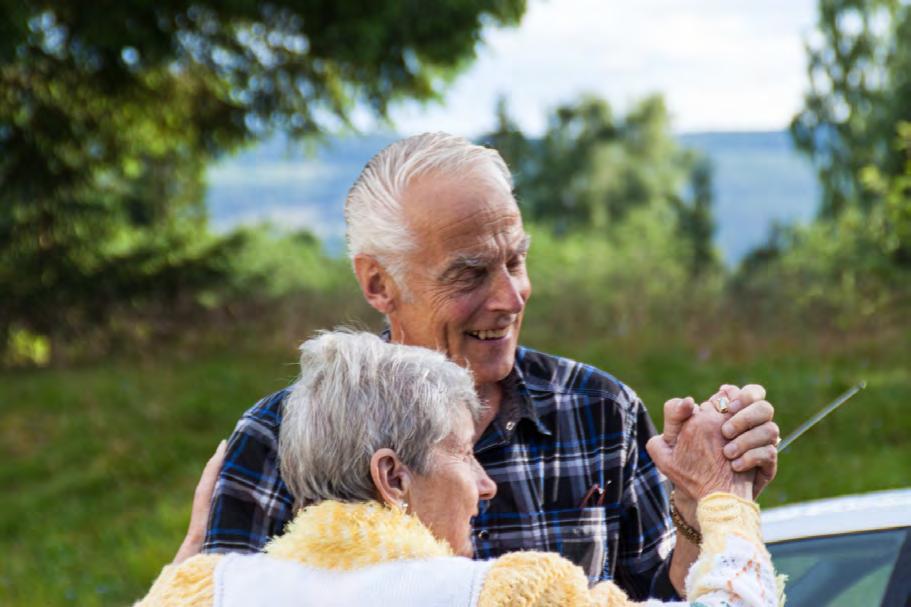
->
xmin=761 ymin=487 xmax=911 ymax=543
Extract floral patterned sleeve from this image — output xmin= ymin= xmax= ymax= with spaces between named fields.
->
xmin=634 ymin=493 xmax=784 ymax=607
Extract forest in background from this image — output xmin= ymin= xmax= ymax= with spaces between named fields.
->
xmin=1 ymin=0 xmax=909 ymax=604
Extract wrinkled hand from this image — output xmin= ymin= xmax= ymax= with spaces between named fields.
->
xmin=712 ymin=384 xmax=779 ymax=497
xmin=647 ymin=397 xmax=754 ymax=503
xmin=172 ymin=440 xmax=226 ymax=565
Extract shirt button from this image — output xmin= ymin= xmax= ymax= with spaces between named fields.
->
xmin=477 ymin=529 xmax=489 ymax=541
xmin=505 ymin=421 xmax=516 ymax=431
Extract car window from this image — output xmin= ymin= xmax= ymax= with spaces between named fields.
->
xmin=768 ymin=527 xmax=908 ymax=606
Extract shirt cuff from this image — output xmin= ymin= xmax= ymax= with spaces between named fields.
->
xmin=648 ymin=550 xmax=682 ymax=601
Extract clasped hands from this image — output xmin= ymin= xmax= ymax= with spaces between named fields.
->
xmin=647 ymin=384 xmax=779 ymax=529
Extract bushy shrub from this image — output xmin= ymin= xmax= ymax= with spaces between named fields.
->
xmin=733 ymin=206 xmax=911 ymax=333
xmin=523 ymin=207 xmax=724 ymax=348
xmin=216 ymin=225 xmax=351 ymax=299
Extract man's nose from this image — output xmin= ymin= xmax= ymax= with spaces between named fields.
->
xmin=487 ymin=267 xmax=527 ymax=314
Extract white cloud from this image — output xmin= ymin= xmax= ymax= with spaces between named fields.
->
xmin=387 ymin=0 xmax=818 ymax=135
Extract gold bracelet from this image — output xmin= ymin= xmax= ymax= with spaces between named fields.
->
xmin=670 ymin=490 xmax=702 ymax=544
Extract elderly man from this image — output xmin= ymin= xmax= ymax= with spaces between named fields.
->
xmin=202 ymin=133 xmax=779 ymax=600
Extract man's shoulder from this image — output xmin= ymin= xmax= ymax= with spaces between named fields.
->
xmin=236 ymin=387 xmax=291 ymax=432
xmin=515 ymin=345 xmax=640 ymax=407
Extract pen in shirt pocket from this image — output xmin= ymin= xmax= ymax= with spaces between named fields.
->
xmin=579 ymin=480 xmax=612 ymax=509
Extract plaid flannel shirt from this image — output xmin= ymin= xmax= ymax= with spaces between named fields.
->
xmin=203 ymin=345 xmax=678 ymax=601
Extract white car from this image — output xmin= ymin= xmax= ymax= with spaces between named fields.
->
xmin=761 ymin=487 xmax=911 ymax=606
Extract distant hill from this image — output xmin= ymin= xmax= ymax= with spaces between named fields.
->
xmin=206 ymin=130 xmax=819 ymax=265
xmin=678 ymin=131 xmax=819 ymax=264
xmin=206 ymin=133 xmax=399 ymax=253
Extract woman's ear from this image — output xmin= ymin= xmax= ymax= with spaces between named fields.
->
xmin=370 ymin=448 xmax=414 ymax=509
xmin=353 ymin=254 xmax=399 ymax=315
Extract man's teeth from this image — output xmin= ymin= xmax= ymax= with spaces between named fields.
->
xmin=468 ymin=328 xmax=510 ymax=340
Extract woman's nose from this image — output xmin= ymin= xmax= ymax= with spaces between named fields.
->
xmin=478 ymin=470 xmax=497 ymax=501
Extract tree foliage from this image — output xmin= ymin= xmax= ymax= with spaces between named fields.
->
xmin=483 ymin=95 xmax=718 ymax=275
xmin=791 ymin=0 xmax=911 ymax=222
xmin=861 ymin=121 xmax=911 ymax=263
xmin=0 ymin=0 xmax=526 ymax=361
xmin=734 ymin=0 xmax=911 ymax=329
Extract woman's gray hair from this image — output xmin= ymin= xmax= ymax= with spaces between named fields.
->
xmin=279 ymin=329 xmax=483 ymax=505
xmin=344 ymin=132 xmax=513 ymax=287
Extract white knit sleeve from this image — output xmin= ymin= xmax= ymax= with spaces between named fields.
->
xmin=643 ymin=493 xmax=784 ymax=607
xmin=628 ymin=493 xmax=783 ymax=607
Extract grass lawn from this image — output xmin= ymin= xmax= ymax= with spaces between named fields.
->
xmin=2 ymin=326 xmax=909 ymax=605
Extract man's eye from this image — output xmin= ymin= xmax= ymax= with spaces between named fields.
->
xmin=507 ymin=256 xmax=526 ymax=273
xmin=458 ymin=268 xmax=486 ymax=283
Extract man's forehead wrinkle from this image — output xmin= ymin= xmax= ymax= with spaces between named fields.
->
xmin=434 ymin=211 xmax=525 ymax=247
xmin=406 ymin=208 xmax=519 ymax=273
xmin=430 ymin=203 xmax=520 ymax=236
xmin=400 ymin=174 xmax=526 ymax=283
xmin=401 ymin=173 xmax=516 ymax=230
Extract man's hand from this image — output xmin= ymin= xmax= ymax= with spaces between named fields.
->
xmin=647 ymin=395 xmax=756 ymax=597
xmin=648 ymin=398 xmax=753 ymax=501
xmin=172 ymin=440 xmax=226 ymax=565
xmin=713 ymin=384 xmax=779 ymax=497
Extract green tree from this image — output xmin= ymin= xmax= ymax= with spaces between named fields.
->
xmin=483 ymin=95 xmax=718 ymax=274
xmin=861 ymin=121 xmax=911 ymax=263
xmin=791 ymin=0 xmax=911 ymax=221
xmin=734 ymin=120 xmax=911 ymax=330
xmin=0 ymin=0 xmax=526 ymax=360
xmin=734 ymin=0 xmax=911 ymax=330
xmin=674 ymin=156 xmax=717 ymax=277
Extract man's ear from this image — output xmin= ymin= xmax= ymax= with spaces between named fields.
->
xmin=353 ymin=254 xmax=398 ymax=315
xmin=370 ymin=448 xmax=414 ymax=508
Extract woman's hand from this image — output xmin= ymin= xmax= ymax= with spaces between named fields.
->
xmin=647 ymin=397 xmax=754 ymax=502
xmin=172 ymin=440 xmax=227 ymax=565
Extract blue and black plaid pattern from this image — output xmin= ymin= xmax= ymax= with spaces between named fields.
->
xmin=203 ymin=346 xmax=677 ymax=601
xmin=203 ymin=389 xmax=293 ymax=552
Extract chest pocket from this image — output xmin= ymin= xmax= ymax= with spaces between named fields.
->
xmin=478 ymin=507 xmax=617 ymax=583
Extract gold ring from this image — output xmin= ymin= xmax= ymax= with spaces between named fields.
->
xmin=714 ymin=396 xmax=730 ymax=414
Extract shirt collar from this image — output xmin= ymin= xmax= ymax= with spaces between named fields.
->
xmin=475 ymin=349 xmax=553 ymax=453
xmin=502 ymin=352 xmax=552 ymax=436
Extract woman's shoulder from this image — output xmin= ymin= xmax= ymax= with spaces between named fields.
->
xmin=134 ymin=554 xmax=221 ymax=607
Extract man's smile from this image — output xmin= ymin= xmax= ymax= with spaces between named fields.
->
xmin=465 ymin=326 xmax=511 ymax=341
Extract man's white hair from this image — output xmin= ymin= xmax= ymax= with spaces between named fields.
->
xmin=344 ymin=132 xmax=514 ymax=286
xmin=279 ymin=329 xmax=483 ymax=505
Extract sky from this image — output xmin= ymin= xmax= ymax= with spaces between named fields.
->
xmin=381 ymin=0 xmax=819 ymax=137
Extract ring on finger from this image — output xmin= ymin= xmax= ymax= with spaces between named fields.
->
xmin=713 ymin=396 xmax=730 ymax=414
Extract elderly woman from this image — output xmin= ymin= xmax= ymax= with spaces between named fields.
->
xmin=139 ymin=331 xmax=783 ymax=606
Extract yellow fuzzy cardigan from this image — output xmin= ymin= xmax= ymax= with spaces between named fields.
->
xmin=136 ymin=493 xmax=773 ymax=607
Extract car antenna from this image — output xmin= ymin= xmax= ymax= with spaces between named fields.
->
xmin=777 ymin=381 xmax=867 ymax=453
